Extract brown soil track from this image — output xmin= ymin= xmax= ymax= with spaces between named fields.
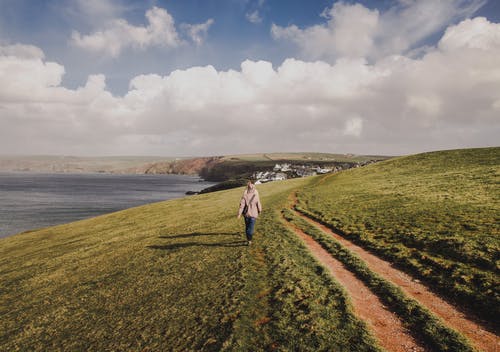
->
xmin=293 ymin=208 xmax=499 ymax=352
xmin=285 ymin=218 xmax=427 ymax=352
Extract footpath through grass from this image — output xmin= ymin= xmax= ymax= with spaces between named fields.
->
xmin=227 ymin=179 xmax=380 ymax=351
xmin=1 ymin=177 xmax=378 ymax=351
xmin=283 ymin=209 xmax=474 ymax=352
xmin=296 ymin=147 xmax=500 ymax=327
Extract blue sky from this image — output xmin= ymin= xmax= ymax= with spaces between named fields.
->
xmin=2 ymin=0 xmax=498 ymax=94
xmin=0 ymin=0 xmax=499 ymax=156
xmin=1 ymin=0 xmax=351 ymax=93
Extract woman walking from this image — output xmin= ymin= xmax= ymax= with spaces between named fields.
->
xmin=237 ymin=181 xmax=262 ymax=246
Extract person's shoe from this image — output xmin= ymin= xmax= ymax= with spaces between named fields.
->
xmin=247 ymin=240 xmax=252 ymax=246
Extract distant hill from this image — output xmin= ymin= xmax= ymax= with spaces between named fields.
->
xmin=0 ymin=153 xmax=391 ymax=179
xmin=140 ymin=156 xmax=222 ymax=175
xmin=223 ymin=152 xmax=389 ymax=163
xmin=197 ymin=153 xmax=391 ymax=181
xmin=0 ymin=155 xmax=176 ymax=174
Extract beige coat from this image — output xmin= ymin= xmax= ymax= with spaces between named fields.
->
xmin=238 ymin=186 xmax=262 ymax=218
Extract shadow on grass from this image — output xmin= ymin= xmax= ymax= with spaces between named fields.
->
xmin=150 ymin=231 xmax=247 ymax=251
xmin=158 ymin=232 xmax=239 ymax=239
xmin=148 ymin=240 xmax=247 ymax=251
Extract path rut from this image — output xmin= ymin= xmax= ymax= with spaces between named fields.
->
xmin=293 ymin=207 xmax=499 ymax=352
xmin=285 ymin=219 xmax=427 ymax=352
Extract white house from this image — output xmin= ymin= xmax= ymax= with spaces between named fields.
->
xmin=281 ymin=163 xmax=291 ymax=172
xmin=271 ymin=173 xmax=287 ymax=181
xmin=296 ymin=169 xmax=317 ymax=177
xmin=316 ymin=167 xmax=332 ymax=174
xmin=273 ymin=163 xmax=291 ymax=172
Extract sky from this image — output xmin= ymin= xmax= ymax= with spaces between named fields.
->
xmin=0 ymin=0 xmax=499 ymax=156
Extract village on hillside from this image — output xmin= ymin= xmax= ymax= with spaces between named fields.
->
xmin=253 ymin=161 xmax=377 ymax=184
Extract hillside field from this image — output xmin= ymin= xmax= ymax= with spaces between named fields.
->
xmin=297 ymin=147 xmax=499 ymax=324
xmin=0 ymin=147 xmax=498 ymax=351
xmin=0 ymin=179 xmax=379 ymax=351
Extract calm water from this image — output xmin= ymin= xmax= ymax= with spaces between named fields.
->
xmin=0 ymin=172 xmax=215 ymax=238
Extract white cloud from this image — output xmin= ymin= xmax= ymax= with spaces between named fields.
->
xmin=0 ymin=44 xmax=45 ymax=59
xmin=493 ymin=99 xmax=500 ymax=111
xmin=181 ymin=19 xmax=215 ymax=46
xmin=343 ymin=117 xmax=363 ymax=137
xmin=407 ymin=95 xmax=442 ymax=117
xmin=272 ymin=3 xmax=378 ymax=60
xmin=1 ymin=16 xmax=499 ymax=155
xmin=272 ymin=0 xmax=486 ymax=61
xmin=439 ymin=16 xmax=500 ymax=51
xmin=376 ymin=0 xmax=486 ymax=57
xmin=0 ymin=53 xmax=65 ymax=101
xmin=71 ymin=6 xmax=181 ymax=57
xmin=246 ymin=10 xmax=262 ymax=24
xmin=74 ymin=0 xmax=126 ymax=22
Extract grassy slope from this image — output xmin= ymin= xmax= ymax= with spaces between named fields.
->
xmin=0 ymin=178 xmax=379 ymax=351
xmin=283 ymin=209 xmax=473 ymax=352
xmin=297 ymin=147 xmax=499 ymax=326
xmin=2 ymin=147 xmax=497 ymax=350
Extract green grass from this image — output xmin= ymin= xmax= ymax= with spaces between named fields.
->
xmin=0 ymin=178 xmax=379 ymax=351
xmin=1 ymin=146 xmax=497 ymax=350
xmin=283 ymin=209 xmax=475 ymax=352
xmin=226 ymin=179 xmax=380 ymax=351
xmin=296 ymin=147 xmax=500 ymax=327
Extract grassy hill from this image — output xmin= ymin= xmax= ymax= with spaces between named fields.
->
xmin=297 ymin=147 xmax=499 ymax=325
xmin=0 ymin=178 xmax=379 ymax=351
xmin=0 ymin=147 xmax=497 ymax=350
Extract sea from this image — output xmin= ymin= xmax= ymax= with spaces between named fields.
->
xmin=0 ymin=172 xmax=215 ymax=238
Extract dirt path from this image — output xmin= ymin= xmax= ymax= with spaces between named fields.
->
xmin=285 ymin=219 xmax=427 ymax=352
xmin=293 ymin=208 xmax=499 ymax=352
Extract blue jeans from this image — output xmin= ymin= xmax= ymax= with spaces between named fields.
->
xmin=244 ymin=216 xmax=256 ymax=241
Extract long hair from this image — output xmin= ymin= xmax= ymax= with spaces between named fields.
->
xmin=246 ymin=180 xmax=256 ymax=193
